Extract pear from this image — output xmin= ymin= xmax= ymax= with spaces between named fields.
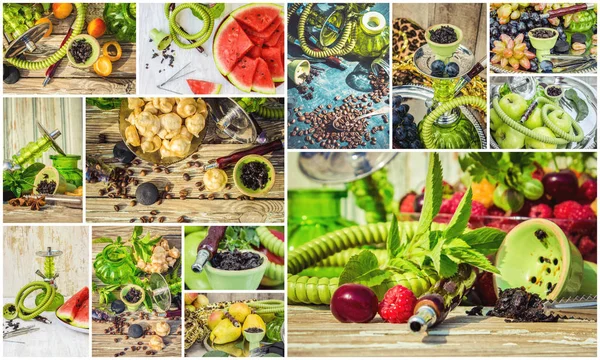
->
xmin=228 ymin=302 xmax=251 ymax=323
xmin=242 ymin=314 xmax=266 ymax=332
xmin=210 ymin=318 xmax=241 ymax=344
xmin=208 ymin=310 xmax=225 ymax=330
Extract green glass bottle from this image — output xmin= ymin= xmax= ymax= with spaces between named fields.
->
xmin=50 ymin=155 xmax=83 ymax=187
xmin=352 ymin=11 xmax=389 ymax=58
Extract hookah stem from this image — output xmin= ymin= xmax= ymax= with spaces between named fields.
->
xmin=542 ymin=3 xmax=593 ymax=19
xmin=43 ymin=28 xmax=73 ymax=86
xmin=205 ymin=140 xmax=284 ymax=170
xmin=453 ymin=56 xmax=488 ymax=97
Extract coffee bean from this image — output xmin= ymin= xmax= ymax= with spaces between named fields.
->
xmin=114 ymin=205 xmax=120 ymax=212
xmin=183 ymin=173 xmax=190 ymax=181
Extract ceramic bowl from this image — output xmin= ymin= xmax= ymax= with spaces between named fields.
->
xmin=204 ymin=250 xmax=267 ymax=290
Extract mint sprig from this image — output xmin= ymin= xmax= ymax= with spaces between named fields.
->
xmin=339 ymin=153 xmax=505 ymax=295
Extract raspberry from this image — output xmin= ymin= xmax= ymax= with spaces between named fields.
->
xmin=399 ymin=192 xmax=417 ymax=213
xmin=471 ymin=201 xmax=488 ymax=218
xmin=488 ymin=206 xmax=505 ymax=217
xmin=570 ymin=205 xmax=596 ymax=221
xmin=554 ymin=201 xmax=581 ymax=219
xmin=578 ymin=180 xmax=597 ymax=203
xmin=529 ymin=204 xmax=553 ymax=218
xmin=577 ymin=236 xmax=596 ymax=256
xmin=378 ymin=285 xmax=417 ymax=323
xmin=440 ymin=192 xmax=464 ymax=214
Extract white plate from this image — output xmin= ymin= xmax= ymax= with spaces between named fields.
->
xmin=54 ymin=311 xmax=89 ymax=334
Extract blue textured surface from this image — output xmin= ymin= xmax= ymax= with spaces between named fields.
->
xmin=287 ymin=3 xmax=390 ymax=149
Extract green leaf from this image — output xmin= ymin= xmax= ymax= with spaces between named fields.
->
xmin=203 ymin=350 xmax=230 ymax=357
xmin=427 ymin=231 xmax=446 ymax=274
xmin=446 ymin=248 xmax=500 ymax=274
xmin=444 ymin=187 xmax=472 ymax=239
xmin=387 ymin=258 xmax=425 ymax=277
xmin=416 ymin=153 xmax=443 ymax=238
xmin=92 ymin=237 xmax=116 ymax=244
xmin=386 ymin=216 xmax=401 ymax=260
xmin=438 ymin=254 xmax=458 ymax=278
xmin=459 ymin=227 xmax=506 ymax=256
xmin=339 ymin=250 xmax=391 ymax=288
xmin=21 ymin=162 xmax=45 ymax=181
xmin=565 ymin=88 xmax=589 ymax=122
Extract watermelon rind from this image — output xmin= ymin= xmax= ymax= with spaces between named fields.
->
xmin=213 ymin=16 xmax=254 ymax=76
xmin=56 ymin=286 xmax=89 ymax=323
xmin=230 ymin=3 xmax=283 ymax=33
xmin=261 ymin=47 xmax=284 ymax=83
xmin=228 ymin=56 xmax=259 ymax=93
xmin=252 ymin=58 xmax=276 ymax=94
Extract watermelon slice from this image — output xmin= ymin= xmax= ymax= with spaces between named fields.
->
xmin=247 ymin=45 xmax=263 ymax=59
xmin=228 ymin=56 xmax=259 ymax=93
xmin=230 ymin=3 xmax=283 ymax=33
xmin=187 ymin=79 xmax=222 ymax=94
xmin=261 ymin=47 xmax=284 ymax=82
xmin=265 ymin=23 xmax=284 ymax=47
xmin=213 ymin=17 xmax=254 ymax=76
xmin=241 ymin=16 xmax=282 ymax=40
xmin=56 ymin=286 xmax=89 ymax=323
xmin=72 ymin=298 xmax=89 ymax=329
xmin=252 ymin=58 xmax=275 ymax=94
xmin=276 ymin=32 xmax=284 ymax=65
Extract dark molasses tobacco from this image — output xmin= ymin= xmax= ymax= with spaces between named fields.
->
xmin=124 ymin=287 xmax=143 ymax=303
xmin=486 ymin=287 xmax=558 ymax=322
xmin=546 ymin=87 xmax=562 ymax=97
xmin=244 ymin=327 xmax=265 ymax=333
xmin=70 ymin=39 xmax=93 ymax=63
xmin=530 ymin=29 xmax=555 ymax=39
xmin=211 ymin=249 xmax=263 ymax=271
xmin=429 ymin=26 xmax=458 ymax=44
xmin=36 ymin=179 xmax=57 ymax=194
xmin=240 ymin=161 xmax=270 ymax=190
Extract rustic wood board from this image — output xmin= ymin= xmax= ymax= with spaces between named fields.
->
xmin=91 ymin=226 xmax=182 ymax=358
xmin=85 ymin=102 xmax=285 ymax=224
xmin=287 ymin=305 xmax=597 ymax=357
xmin=3 ymin=203 xmax=82 ymax=223
xmin=3 ymin=4 xmax=136 ymax=95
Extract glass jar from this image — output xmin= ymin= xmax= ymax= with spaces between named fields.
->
xmin=93 ymin=244 xmax=137 ymax=285
xmin=353 ymin=11 xmax=389 ymax=58
xmin=50 ymin=154 xmax=83 ymax=187
xmin=288 ymin=189 xmax=357 ymax=251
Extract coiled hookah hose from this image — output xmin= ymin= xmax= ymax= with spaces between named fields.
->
xmin=164 ymin=3 xmax=214 ymax=49
xmin=492 ymin=96 xmax=584 ymax=145
xmin=247 ymin=300 xmax=285 ymax=315
xmin=420 ymin=96 xmax=488 ymax=149
xmin=255 ymin=104 xmax=285 ymax=119
xmin=5 ymin=3 xmax=87 ymax=70
xmin=291 ymin=3 xmax=357 ymax=58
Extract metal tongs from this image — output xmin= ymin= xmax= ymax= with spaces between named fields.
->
xmin=544 ymin=55 xmax=597 ymax=73
xmin=3 ymin=325 xmax=39 ymax=339
xmin=543 ymin=296 xmax=597 ymax=321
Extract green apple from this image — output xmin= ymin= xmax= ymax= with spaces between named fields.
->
xmin=525 ymin=127 xmax=557 ymax=149
xmin=490 ymin=108 xmax=503 ymax=131
xmin=498 ymin=93 xmax=528 ymax=120
xmin=495 ymin=124 xmax=526 ymax=149
xmin=523 ymin=106 xmax=543 ymax=130
xmin=547 ymin=109 xmax=573 ymax=134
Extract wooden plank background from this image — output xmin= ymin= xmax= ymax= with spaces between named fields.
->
xmin=3 ymin=225 xmax=89 ymax=297
xmin=85 ymin=99 xmax=285 ymax=223
xmin=3 ymin=3 xmax=136 ymax=95
xmin=195 ymin=293 xmax=284 ymax=303
xmin=392 ymin=3 xmax=487 ymax=65
xmin=91 ymin=226 xmax=182 ymax=358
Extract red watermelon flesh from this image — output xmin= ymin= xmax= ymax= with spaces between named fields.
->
xmin=187 ymin=79 xmax=222 ymax=94
xmin=213 ymin=17 xmax=254 ymax=76
xmin=245 ymin=31 xmax=266 ymax=46
xmin=56 ymin=286 xmax=89 ymax=323
xmin=276 ymin=32 xmax=284 ymax=64
xmin=252 ymin=58 xmax=275 ymax=94
xmin=248 ymin=45 xmax=262 ymax=59
xmin=241 ymin=16 xmax=282 ymax=39
xmin=261 ymin=47 xmax=284 ymax=82
xmin=228 ymin=56 xmax=259 ymax=93
xmin=72 ymin=298 xmax=89 ymax=329
xmin=231 ymin=4 xmax=282 ymax=33
xmin=265 ymin=23 xmax=284 ymax=47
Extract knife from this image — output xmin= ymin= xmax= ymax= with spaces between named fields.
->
xmin=543 ymin=295 xmax=597 ymax=321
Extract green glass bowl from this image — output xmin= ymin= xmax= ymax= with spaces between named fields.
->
xmin=233 ymin=155 xmax=276 ymax=197
xmin=204 ymin=250 xmax=268 ymax=290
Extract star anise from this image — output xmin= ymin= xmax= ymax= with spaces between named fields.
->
xmin=30 ymin=198 xmax=46 ymax=211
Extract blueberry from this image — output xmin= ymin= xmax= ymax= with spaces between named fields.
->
xmin=555 ymin=26 xmax=564 ymax=35
xmin=446 ymin=62 xmax=460 ymax=77
xmin=431 ymin=60 xmax=446 ymax=75
xmin=559 ymin=33 xmax=567 ymax=41
xmin=509 ymin=20 xmax=519 ymax=29
xmin=540 ymin=60 xmax=553 ymax=73
xmin=491 ymin=28 xmax=500 ymax=39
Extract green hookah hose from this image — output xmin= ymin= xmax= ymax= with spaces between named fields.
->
xmin=5 ymin=3 xmax=87 ymax=70
xmin=164 ymin=3 xmax=214 ymax=49
xmin=14 ymin=281 xmax=56 ymax=320
xmin=292 ymin=3 xmax=357 ymax=58
xmin=247 ymin=300 xmax=284 ymax=315
xmin=420 ymin=96 xmax=487 ymax=149
xmin=492 ymin=96 xmax=584 ymax=145
xmin=255 ymin=104 xmax=285 ymax=119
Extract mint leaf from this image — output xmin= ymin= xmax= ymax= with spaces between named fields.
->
xmin=387 ymin=258 xmax=425 ymax=277
xmin=387 ymin=216 xmax=401 ymax=260
xmin=92 ymin=237 xmax=116 ymax=244
xmin=427 ymin=231 xmax=446 ymax=274
xmin=339 ymin=250 xmax=391 ymax=288
xmin=21 ymin=162 xmax=45 ymax=180
xmin=416 ymin=153 xmax=443 ymax=237
xmin=444 ymin=187 xmax=472 ymax=239
xmin=439 ymin=254 xmax=458 ymax=278
xmin=460 ymin=227 xmax=506 ymax=256
xmin=446 ymin=248 xmax=499 ymax=274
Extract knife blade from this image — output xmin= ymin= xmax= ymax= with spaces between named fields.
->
xmin=543 ymin=295 xmax=597 ymax=321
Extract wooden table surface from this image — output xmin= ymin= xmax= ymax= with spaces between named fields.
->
xmin=287 ymin=305 xmax=597 ymax=357
xmin=85 ymin=101 xmax=285 ymax=224
xmin=3 ymin=203 xmax=82 ymax=223
xmin=3 ymin=298 xmax=89 ymax=357
xmin=91 ymin=226 xmax=182 ymax=358
xmin=3 ymin=4 xmax=136 ymax=95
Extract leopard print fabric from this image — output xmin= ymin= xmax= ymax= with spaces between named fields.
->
xmin=392 ymin=18 xmax=426 ymax=60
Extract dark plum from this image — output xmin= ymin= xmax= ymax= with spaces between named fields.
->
xmin=540 ymin=60 xmax=554 ymax=73
xmin=542 ymin=170 xmax=579 ymax=202
xmin=330 ymin=284 xmax=378 ymax=323
xmin=431 ymin=60 xmax=446 ymax=75
xmin=446 ymin=62 xmax=460 ymax=77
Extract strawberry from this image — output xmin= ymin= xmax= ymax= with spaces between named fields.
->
xmin=378 ymin=285 xmax=417 ymax=323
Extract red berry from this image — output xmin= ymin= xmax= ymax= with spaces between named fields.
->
xmin=570 ymin=205 xmax=596 ymax=221
xmin=330 ymin=284 xmax=379 ymax=323
xmin=577 ymin=236 xmax=596 ymax=256
xmin=554 ymin=201 xmax=582 ymax=219
xmin=488 ymin=206 xmax=505 ymax=217
xmin=378 ymin=285 xmax=417 ymax=323
xmin=578 ymin=180 xmax=597 ymax=204
xmin=529 ymin=204 xmax=553 ymax=218
xmin=399 ymin=192 xmax=417 ymax=213
xmin=471 ymin=201 xmax=488 ymax=218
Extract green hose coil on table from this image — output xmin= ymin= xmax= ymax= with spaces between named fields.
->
xmin=287 ymin=221 xmax=445 ymax=305
xmin=420 ymin=96 xmax=488 ymax=149
xmin=492 ymin=96 xmax=584 ymax=146
xmin=5 ymin=3 xmax=87 ymax=70
xmin=13 ymin=281 xmax=57 ymax=320
xmin=164 ymin=3 xmax=214 ymax=49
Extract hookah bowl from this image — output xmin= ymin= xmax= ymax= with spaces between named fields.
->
xmin=243 ymin=328 xmax=266 ymax=351
xmin=34 ymin=247 xmax=65 ymax=311
xmin=425 ymin=24 xmax=463 ymax=62
xmin=528 ymin=28 xmax=558 ymax=62
xmin=33 ymin=166 xmax=77 ymax=195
